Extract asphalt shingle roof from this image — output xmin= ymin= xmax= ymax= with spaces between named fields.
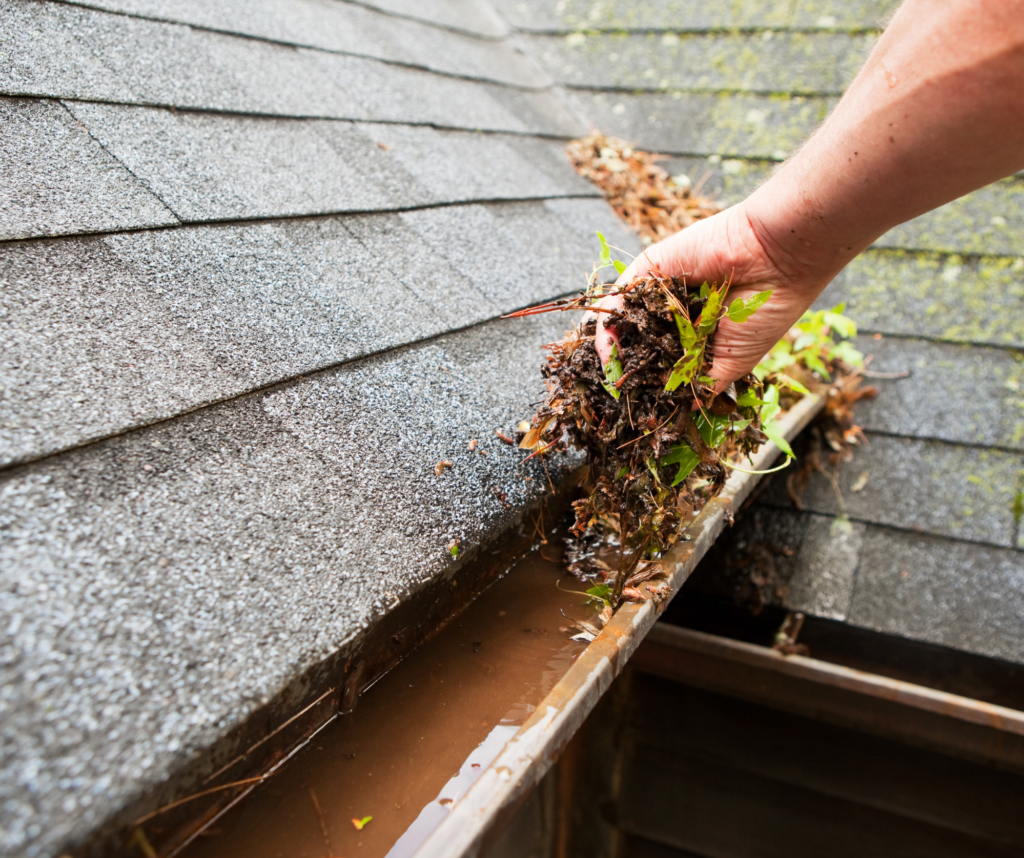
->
xmin=4 ymin=0 xmax=1024 ymax=855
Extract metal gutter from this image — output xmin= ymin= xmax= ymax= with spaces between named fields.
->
xmin=412 ymin=391 xmax=825 ymax=858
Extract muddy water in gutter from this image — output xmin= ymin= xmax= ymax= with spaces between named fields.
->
xmin=180 ymin=545 xmax=596 ymax=858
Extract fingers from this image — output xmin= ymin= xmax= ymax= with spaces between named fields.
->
xmin=592 ymin=293 xmax=623 ymax=368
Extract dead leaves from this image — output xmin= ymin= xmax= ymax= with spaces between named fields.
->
xmin=566 ymin=132 xmax=720 ymax=245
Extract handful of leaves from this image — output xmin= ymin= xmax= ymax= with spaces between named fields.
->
xmin=508 ymin=236 xmax=790 ymax=598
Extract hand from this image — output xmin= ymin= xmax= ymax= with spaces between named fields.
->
xmin=594 ymin=202 xmax=831 ymax=391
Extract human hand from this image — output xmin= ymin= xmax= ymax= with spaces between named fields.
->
xmin=593 ymin=202 xmax=833 ymax=391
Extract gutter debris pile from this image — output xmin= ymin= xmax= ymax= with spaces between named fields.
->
xmin=509 ymin=266 xmax=780 ymax=602
xmin=504 ymin=132 xmax=877 ymax=612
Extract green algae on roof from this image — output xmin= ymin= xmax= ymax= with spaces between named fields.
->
xmin=832 ymin=250 xmax=1024 ymax=348
xmin=577 ymin=90 xmax=832 ymax=158
xmin=500 ymin=0 xmax=896 ymax=32
xmin=531 ymin=30 xmax=874 ymax=94
xmin=876 ymin=176 xmax=1024 ymax=257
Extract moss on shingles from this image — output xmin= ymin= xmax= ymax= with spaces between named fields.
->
xmin=659 ymin=155 xmax=774 ymax=203
xmin=789 ymin=0 xmax=898 ymax=29
xmin=577 ymin=90 xmax=832 ymax=158
xmin=532 ymin=0 xmax=897 ymax=31
xmin=876 ymin=176 xmax=1024 ymax=257
xmin=534 ymin=30 xmax=873 ymax=94
xmin=828 ymin=249 xmax=1024 ymax=347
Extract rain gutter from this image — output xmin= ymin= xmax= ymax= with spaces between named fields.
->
xmin=412 ymin=390 xmax=824 ymax=858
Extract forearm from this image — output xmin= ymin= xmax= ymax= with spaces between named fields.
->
xmin=745 ymin=0 xmax=1024 ymax=293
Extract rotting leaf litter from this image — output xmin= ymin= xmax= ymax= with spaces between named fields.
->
xmin=501 ymin=131 xmax=875 ymax=614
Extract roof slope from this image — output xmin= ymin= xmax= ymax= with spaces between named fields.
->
xmin=0 ymin=2 xmax=639 ymax=855
xmin=6 ymin=0 xmax=1024 ymax=854
xmin=493 ymin=0 xmax=1024 ymax=665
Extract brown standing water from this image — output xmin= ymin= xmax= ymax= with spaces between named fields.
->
xmin=179 ymin=544 xmax=596 ymax=858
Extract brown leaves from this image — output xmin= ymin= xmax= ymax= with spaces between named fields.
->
xmin=434 ymin=460 xmax=454 ymax=476
xmin=522 ymin=275 xmax=765 ymax=598
xmin=566 ymin=132 xmax=720 ymax=245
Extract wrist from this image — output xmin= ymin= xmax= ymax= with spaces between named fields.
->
xmin=740 ymin=172 xmax=862 ymax=297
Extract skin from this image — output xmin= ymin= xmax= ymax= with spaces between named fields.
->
xmin=595 ymin=0 xmax=1024 ymax=388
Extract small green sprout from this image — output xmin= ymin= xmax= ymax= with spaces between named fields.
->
xmin=447 ymin=539 xmax=460 ymax=558
xmin=352 ymin=816 xmax=373 ymax=831
xmin=759 ymin=385 xmax=795 ymax=458
xmin=585 ymin=584 xmax=613 ymax=607
xmin=602 ymin=342 xmax=624 ymax=399
xmin=596 ymin=231 xmax=629 ymax=278
xmin=726 ymin=290 xmax=773 ymax=323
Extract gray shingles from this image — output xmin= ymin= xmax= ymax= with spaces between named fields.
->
xmin=0 ymin=97 xmax=176 ymax=240
xmin=61 ymin=103 xmax=593 ymax=224
xmin=398 ymin=199 xmax=636 ymax=309
xmin=63 ymin=103 xmax=416 ymax=221
xmin=525 ymin=31 xmax=874 ymax=95
xmin=58 ymin=0 xmax=547 ymax=88
xmin=760 ymin=435 xmax=1023 ymax=548
xmin=661 ymin=155 xmax=773 ymax=204
xmin=1 ymin=0 xmax=582 ymax=135
xmin=354 ymin=0 xmax=509 ymax=37
xmin=0 ymin=218 xmax=429 ymax=467
xmin=684 ymin=507 xmax=859 ymax=621
xmin=875 ymin=176 xmax=1024 ymax=257
xmin=0 ymin=199 xmax=636 ymax=467
xmin=820 ymin=249 xmax=1024 ymax=349
xmin=0 ymin=310 xmax=579 ymax=858
xmin=849 ymin=526 xmax=1024 ymax=664
xmin=363 ymin=122 xmax=589 ymax=203
xmin=493 ymin=0 xmax=898 ymax=32
xmin=853 ymin=336 xmax=1024 ymax=451
xmin=1 ymin=0 xmax=365 ymax=114
xmin=786 ymin=514 xmax=864 ymax=620
xmin=573 ymin=90 xmax=832 ymax=159
xmin=341 ymin=212 xmax=488 ymax=329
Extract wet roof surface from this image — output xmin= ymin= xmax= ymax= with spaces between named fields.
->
xmin=3 ymin=0 xmax=1023 ymax=855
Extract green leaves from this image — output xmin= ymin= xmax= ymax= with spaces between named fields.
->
xmin=696 ymin=284 xmax=723 ymax=333
xmin=667 ymin=311 xmax=704 ymax=392
xmin=665 ymin=349 xmax=701 ymax=391
xmin=586 ymin=584 xmax=612 ymax=607
xmin=726 ymin=289 xmax=772 ymax=323
xmin=601 ymin=342 xmax=623 ymax=399
xmin=674 ymin=313 xmax=697 ymax=350
xmin=759 ymin=385 xmax=794 ymax=458
xmin=754 ymin=302 xmax=861 ymax=386
xmin=669 ymin=446 xmax=701 ymax=486
xmin=597 ymin=231 xmax=613 ymax=268
xmin=597 ymin=231 xmax=628 ymax=277
xmin=736 ymin=388 xmax=766 ymax=408
xmin=661 ymin=415 xmax=731 ymax=486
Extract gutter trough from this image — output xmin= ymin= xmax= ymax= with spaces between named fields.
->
xmin=411 ymin=391 xmax=824 ymax=858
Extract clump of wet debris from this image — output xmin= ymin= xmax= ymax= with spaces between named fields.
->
xmin=566 ymin=132 xmax=719 ymax=245
xmin=502 ymin=131 xmax=885 ymax=619
xmin=508 ymin=266 xmax=781 ymax=604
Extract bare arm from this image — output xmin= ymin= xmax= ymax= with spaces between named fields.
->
xmin=600 ymin=0 xmax=1024 ymax=385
